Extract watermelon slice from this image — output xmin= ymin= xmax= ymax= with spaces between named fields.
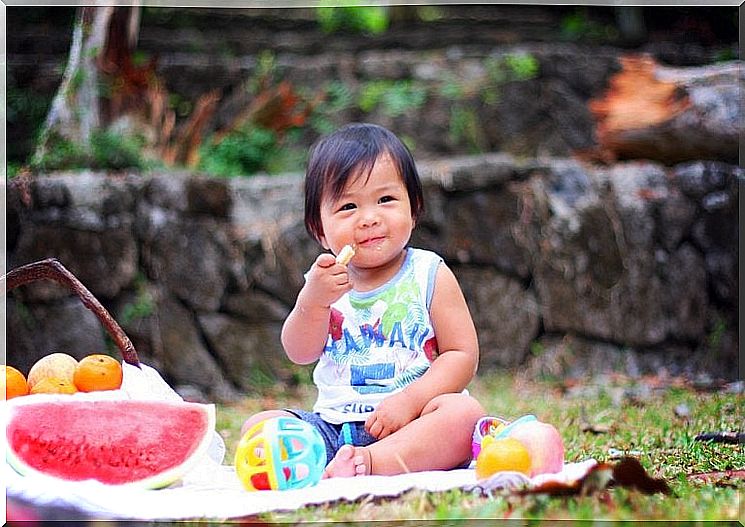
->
xmin=5 ymin=398 xmax=216 ymax=489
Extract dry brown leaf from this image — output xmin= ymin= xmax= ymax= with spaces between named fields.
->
xmin=611 ymin=457 xmax=671 ymax=495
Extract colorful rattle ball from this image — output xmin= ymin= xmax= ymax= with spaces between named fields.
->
xmin=471 ymin=414 xmax=537 ymax=458
xmin=234 ymin=416 xmax=327 ymax=491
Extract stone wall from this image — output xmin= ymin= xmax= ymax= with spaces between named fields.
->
xmin=5 ymin=156 xmax=739 ymax=401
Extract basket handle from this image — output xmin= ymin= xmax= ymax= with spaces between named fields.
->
xmin=1 ymin=258 xmax=140 ymax=367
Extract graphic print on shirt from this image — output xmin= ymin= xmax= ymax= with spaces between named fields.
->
xmin=350 ymin=362 xmax=395 ymax=394
xmin=313 ymin=248 xmax=442 ymax=422
xmin=324 ymin=259 xmax=433 ymax=395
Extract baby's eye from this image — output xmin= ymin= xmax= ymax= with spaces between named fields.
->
xmin=379 ymin=195 xmax=396 ymax=204
xmin=338 ymin=202 xmax=356 ymax=212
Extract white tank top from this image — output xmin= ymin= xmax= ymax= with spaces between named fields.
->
xmin=311 ymin=248 xmax=442 ymax=424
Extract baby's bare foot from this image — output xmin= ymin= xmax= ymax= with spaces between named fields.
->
xmin=323 ymin=444 xmax=370 ymax=478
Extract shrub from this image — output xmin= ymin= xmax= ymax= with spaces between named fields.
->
xmin=28 ymin=130 xmax=148 ymax=172
xmin=357 ymin=80 xmax=427 ymax=118
xmin=198 ymin=126 xmax=280 ymax=177
xmin=316 ymin=2 xmax=389 ymax=35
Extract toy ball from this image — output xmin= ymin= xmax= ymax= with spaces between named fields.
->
xmin=472 ymin=414 xmax=536 ymax=459
xmin=234 ymin=416 xmax=327 ymax=491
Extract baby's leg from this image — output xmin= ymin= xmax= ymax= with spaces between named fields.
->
xmin=365 ymin=393 xmax=484 ymax=475
xmin=324 ymin=393 xmax=484 ymax=477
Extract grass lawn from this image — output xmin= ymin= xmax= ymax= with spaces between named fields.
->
xmin=215 ymin=371 xmax=743 ymax=523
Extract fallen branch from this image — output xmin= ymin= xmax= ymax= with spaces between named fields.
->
xmin=584 ymin=54 xmax=742 ymax=164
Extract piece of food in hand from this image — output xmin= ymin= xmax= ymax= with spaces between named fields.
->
xmin=335 ymin=244 xmax=356 ymax=265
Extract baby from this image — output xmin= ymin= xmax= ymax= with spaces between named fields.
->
xmin=242 ymin=123 xmax=485 ymax=477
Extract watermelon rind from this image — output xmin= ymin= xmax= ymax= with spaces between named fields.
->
xmin=4 ymin=394 xmax=216 ymax=490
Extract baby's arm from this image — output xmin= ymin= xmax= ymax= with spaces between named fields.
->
xmin=365 ymin=263 xmax=479 ymax=438
xmin=281 ymin=252 xmax=353 ymax=364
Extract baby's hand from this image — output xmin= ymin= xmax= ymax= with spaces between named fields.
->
xmin=299 ymin=252 xmax=353 ymax=309
xmin=365 ymin=391 xmax=421 ymax=439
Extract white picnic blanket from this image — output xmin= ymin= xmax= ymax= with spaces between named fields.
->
xmin=3 ymin=363 xmax=597 ymax=521
xmin=4 ymin=457 xmax=598 ymax=521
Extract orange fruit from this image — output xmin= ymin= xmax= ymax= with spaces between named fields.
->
xmin=30 ymin=377 xmax=78 ymax=395
xmin=3 ymin=365 xmax=29 ymax=399
xmin=475 ymin=437 xmax=532 ymax=479
xmin=73 ymin=354 xmax=123 ymax=392
xmin=27 ymin=353 xmax=78 ymax=390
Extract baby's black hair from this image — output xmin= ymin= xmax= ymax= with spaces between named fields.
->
xmin=304 ymin=122 xmax=424 ymax=242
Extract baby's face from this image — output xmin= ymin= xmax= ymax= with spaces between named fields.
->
xmin=319 ymin=154 xmax=414 ymax=270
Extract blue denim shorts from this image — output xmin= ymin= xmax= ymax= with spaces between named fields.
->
xmin=285 ymin=409 xmax=377 ymax=465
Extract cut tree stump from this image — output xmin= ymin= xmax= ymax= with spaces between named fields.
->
xmin=585 ymin=54 xmax=743 ymax=165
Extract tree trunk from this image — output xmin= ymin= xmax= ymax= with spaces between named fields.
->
xmin=586 ymin=54 xmax=742 ymax=165
xmin=32 ymin=6 xmax=141 ymax=167
xmin=29 ymin=4 xmax=224 ymax=171
xmin=33 ymin=7 xmax=111 ymax=165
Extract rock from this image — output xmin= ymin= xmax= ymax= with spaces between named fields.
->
xmin=186 ymin=177 xmax=231 ymax=218
xmin=150 ymin=293 xmax=240 ymax=402
xmin=682 ymin=162 xmax=739 ymax=308
xmin=523 ymin=335 xmax=644 ymax=381
xmin=662 ymin=243 xmax=707 ymax=342
xmin=137 ymin=198 xmax=234 ymax=312
xmin=198 ymin=313 xmax=295 ymax=392
xmin=11 ymin=223 xmax=138 ymax=301
xmin=222 ymin=287 xmax=290 ymax=323
xmin=9 ymin=173 xmax=140 ymax=301
xmin=228 ymin=173 xmax=305 ymax=243
xmin=524 ymin=160 xmax=714 ymax=347
xmin=420 ymin=153 xmax=519 ymax=192
xmin=141 ymin=172 xmax=191 ymax=211
xmin=522 ymin=333 xmax=726 ymax=381
xmin=456 ymin=266 xmax=539 ymax=368
xmin=674 ymin=161 xmax=740 ymax=198
xmin=415 ymin=155 xmax=533 ymax=278
xmin=657 ymin=187 xmax=697 ymax=252
xmin=243 ymin=222 xmax=321 ymax=307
